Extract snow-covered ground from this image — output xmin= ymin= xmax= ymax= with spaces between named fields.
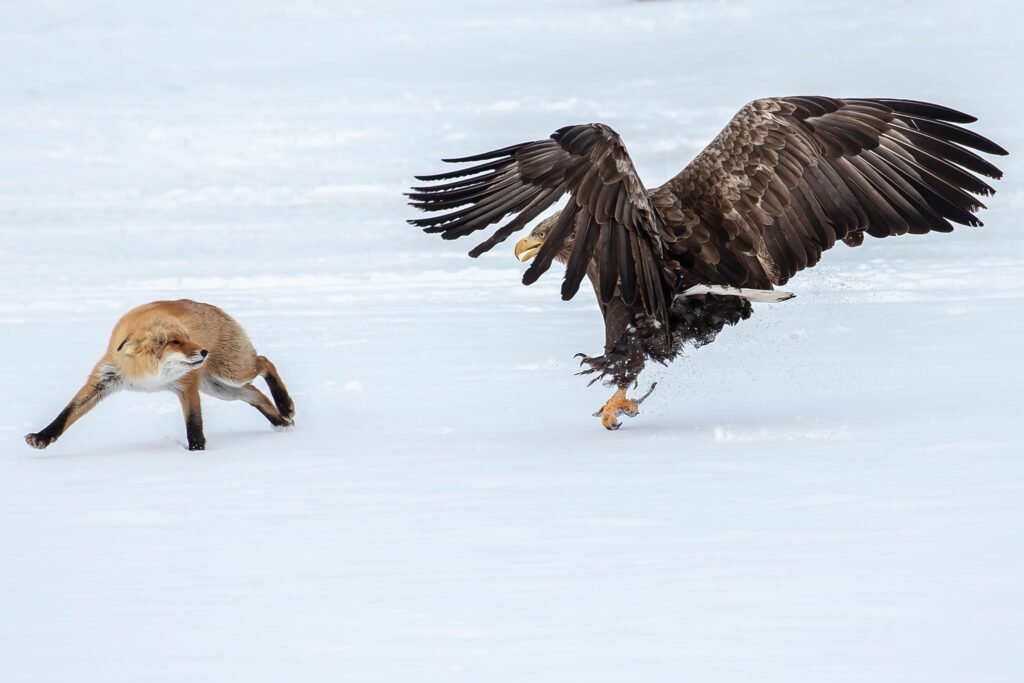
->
xmin=2 ymin=1 xmax=1023 ymax=681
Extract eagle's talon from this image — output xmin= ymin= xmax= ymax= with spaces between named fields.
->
xmin=595 ymin=387 xmax=640 ymax=431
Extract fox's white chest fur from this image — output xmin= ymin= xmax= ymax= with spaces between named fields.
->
xmin=122 ymin=370 xmax=178 ymax=392
xmin=119 ymin=353 xmax=201 ymax=392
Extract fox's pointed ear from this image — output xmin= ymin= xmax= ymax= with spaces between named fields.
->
xmin=116 ymin=335 xmax=136 ymax=355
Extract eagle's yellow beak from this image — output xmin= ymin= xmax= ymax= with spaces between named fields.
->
xmin=514 ymin=235 xmax=544 ymax=263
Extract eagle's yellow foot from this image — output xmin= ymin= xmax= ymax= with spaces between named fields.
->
xmin=593 ymin=387 xmax=640 ymax=431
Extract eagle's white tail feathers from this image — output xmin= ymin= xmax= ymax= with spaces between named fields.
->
xmin=679 ymin=284 xmax=795 ymax=303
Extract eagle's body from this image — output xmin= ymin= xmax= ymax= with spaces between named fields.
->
xmin=410 ymin=97 xmax=1007 ymax=429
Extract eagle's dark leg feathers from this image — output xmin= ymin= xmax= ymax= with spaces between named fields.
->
xmin=578 ymin=292 xmax=754 ymax=430
xmin=576 ymin=294 xmax=646 ymax=385
xmin=575 ymin=296 xmax=652 ymax=429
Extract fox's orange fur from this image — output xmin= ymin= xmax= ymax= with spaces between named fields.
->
xmin=26 ymin=300 xmax=294 ymax=451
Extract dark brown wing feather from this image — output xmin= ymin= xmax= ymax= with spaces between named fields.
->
xmin=409 ymin=124 xmax=668 ymax=323
xmin=653 ymin=97 xmax=1008 ymax=288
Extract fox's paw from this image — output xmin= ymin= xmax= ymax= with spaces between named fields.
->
xmin=25 ymin=432 xmax=54 ymax=450
xmin=187 ymin=440 xmax=206 ymax=452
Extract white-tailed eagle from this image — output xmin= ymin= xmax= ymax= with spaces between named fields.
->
xmin=409 ymin=97 xmax=1007 ymax=429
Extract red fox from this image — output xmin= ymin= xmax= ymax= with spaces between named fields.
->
xmin=25 ymin=300 xmax=294 ymax=451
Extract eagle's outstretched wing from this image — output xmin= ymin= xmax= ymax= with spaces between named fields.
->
xmin=653 ymin=97 xmax=1008 ymax=288
xmin=408 ymin=124 xmax=668 ymax=324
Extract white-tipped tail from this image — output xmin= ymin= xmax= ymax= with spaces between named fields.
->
xmin=679 ymin=284 xmax=795 ymax=303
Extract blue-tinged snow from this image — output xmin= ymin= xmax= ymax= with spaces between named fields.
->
xmin=1 ymin=1 xmax=1023 ymax=681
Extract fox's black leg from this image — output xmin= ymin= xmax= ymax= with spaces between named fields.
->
xmin=256 ymin=355 xmax=294 ymax=420
xmin=25 ymin=404 xmax=76 ymax=450
xmin=242 ymin=384 xmax=293 ymax=427
xmin=199 ymin=375 xmax=293 ymax=429
xmin=176 ymin=378 xmax=206 ymax=451
xmin=25 ymin=365 xmax=120 ymax=449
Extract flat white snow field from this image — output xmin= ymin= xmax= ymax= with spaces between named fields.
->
xmin=2 ymin=1 xmax=1023 ymax=681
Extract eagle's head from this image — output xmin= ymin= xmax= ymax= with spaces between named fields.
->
xmin=513 ymin=212 xmax=573 ymax=265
